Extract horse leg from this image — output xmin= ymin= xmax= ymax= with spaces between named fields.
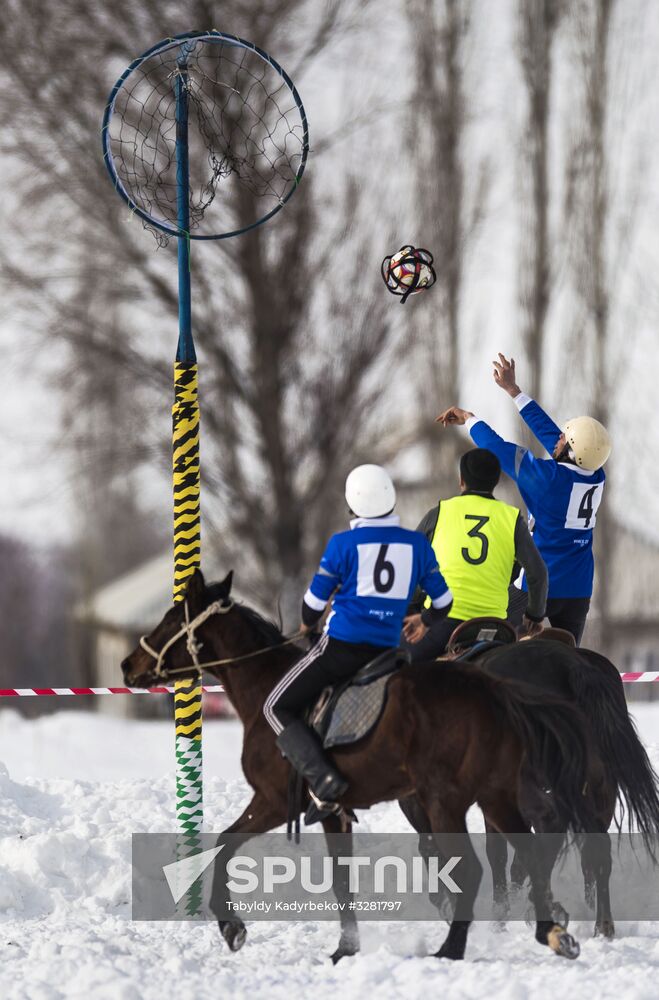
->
xmin=514 ymin=797 xmax=570 ymax=928
xmin=209 ymin=793 xmax=285 ymax=952
xmin=514 ymin=777 xmax=570 ymax=926
xmin=509 ymin=846 xmax=528 ymax=890
xmin=322 ymin=814 xmax=360 ymax=963
xmin=399 ymin=795 xmax=453 ymax=919
xmin=484 ymin=817 xmax=510 ymax=922
xmin=483 ymin=797 xmax=580 ymax=960
xmin=581 ymin=826 xmax=614 ymax=938
xmin=581 ymin=848 xmax=596 ymax=910
xmin=422 ymin=798 xmax=481 ymax=961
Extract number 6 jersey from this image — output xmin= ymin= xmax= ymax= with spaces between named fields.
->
xmin=467 ymin=397 xmax=605 ymax=599
xmin=304 ymin=514 xmax=453 ymax=646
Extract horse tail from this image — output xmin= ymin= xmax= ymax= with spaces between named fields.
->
xmin=571 ymin=650 xmax=659 ymax=852
xmin=483 ymin=671 xmax=596 ymax=834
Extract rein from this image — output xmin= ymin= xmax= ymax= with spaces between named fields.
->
xmin=139 ymin=598 xmax=305 ymax=679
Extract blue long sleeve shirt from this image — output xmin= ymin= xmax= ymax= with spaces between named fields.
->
xmin=304 ymin=514 xmax=453 ymax=646
xmin=466 ymin=396 xmax=605 ymax=598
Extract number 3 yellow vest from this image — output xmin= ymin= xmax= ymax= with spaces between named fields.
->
xmin=424 ymin=494 xmax=518 ymax=620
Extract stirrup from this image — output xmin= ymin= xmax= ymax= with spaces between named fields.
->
xmin=304 ymin=789 xmax=357 ymax=826
xmin=305 ymin=788 xmax=341 ymax=824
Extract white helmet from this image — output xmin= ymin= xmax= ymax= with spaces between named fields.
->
xmin=345 ymin=464 xmax=396 ymax=518
xmin=563 ymin=416 xmax=611 ymax=471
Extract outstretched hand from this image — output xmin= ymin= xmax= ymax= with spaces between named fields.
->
xmin=436 ymin=406 xmax=475 ymax=427
xmin=492 ymin=353 xmax=521 ymax=396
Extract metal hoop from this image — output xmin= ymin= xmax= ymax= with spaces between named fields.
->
xmin=101 ymin=30 xmax=310 ymax=240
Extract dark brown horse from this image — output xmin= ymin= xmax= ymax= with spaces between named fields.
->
xmin=122 ymin=569 xmax=599 ymax=963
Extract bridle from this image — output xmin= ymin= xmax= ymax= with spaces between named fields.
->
xmin=139 ymin=598 xmax=233 ymax=679
xmin=138 ymin=598 xmax=305 ymax=680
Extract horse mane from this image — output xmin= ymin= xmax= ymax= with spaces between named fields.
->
xmin=236 ymin=604 xmax=287 ymax=646
xmin=207 ymin=581 xmax=286 ymax=647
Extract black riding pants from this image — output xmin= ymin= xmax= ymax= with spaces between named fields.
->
xmin=401 ymin=617 xmax=465 ymax=662
xmin=507 ymin=585 xmax=591 ymax=646
xmin=264 ymin=634 xmax=386 ymax=735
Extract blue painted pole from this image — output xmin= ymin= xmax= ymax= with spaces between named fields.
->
xmin=175 ymin=63 xmax=196 ymax=365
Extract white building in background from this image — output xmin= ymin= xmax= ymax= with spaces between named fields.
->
xmin=80 ymin=553 xmax=234 ymax=719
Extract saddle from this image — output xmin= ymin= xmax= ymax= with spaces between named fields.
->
xmin=310 ymin=647 xmax=410 ymax=749
xmin=444 ymin=617 xmax=518 ymax=661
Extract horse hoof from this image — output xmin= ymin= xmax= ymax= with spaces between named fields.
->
xmin=491 ymin=920 xmax=507 ymax=934
xmin=331 ymin=932 xmax=359 ymax=964
xmin=219 ymin=920 xmax=247 ymax=952
xmin=547 ymin=925 xmax=580 ymax=960
xmin=330 ymin=945 xmax=357 ymax=965
xmin=435 ymin=944 xmax=464 ymax=960
xmin=594 ymin=920 xmax=615 ymax=939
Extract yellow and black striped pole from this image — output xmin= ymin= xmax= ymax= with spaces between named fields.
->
xmin=172 ymin=361 xmax=203 ymax=917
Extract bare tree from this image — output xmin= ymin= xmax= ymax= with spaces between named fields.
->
xmin=405 ymin=0 xmax=489 ymax=500
xmin=0 ymin=0 xmax=408 ymax=628
xmin=563 ymin=0 xmax=618 ymax=647
xmin=516 ymin=0 xmax=563 ymax=402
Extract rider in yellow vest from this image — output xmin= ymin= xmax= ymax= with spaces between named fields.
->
xmin=403 ymin=448 xmax=548 ymax=659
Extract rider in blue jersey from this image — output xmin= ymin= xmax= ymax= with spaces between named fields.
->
xmin=265 ymin=464 xmax=453 ymax=821
xmin=438 ymin=355 xmax=611 ymax=645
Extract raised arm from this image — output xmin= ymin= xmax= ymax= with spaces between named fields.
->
xmin=436 ymin=405 xmax=559 ymax=497
xmin=436 ymin=405 xmax=522 ymax=480
xmin=493 ymin=353 xmax=562 ymax=456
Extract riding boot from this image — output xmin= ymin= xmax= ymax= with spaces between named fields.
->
xmin=276 ymin=720 xmax=348 ymax=824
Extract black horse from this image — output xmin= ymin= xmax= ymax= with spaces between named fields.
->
xmin=402 ymin=638 xmax=659 ymax=938
xmin=483 ymin=640 xmax=659 ymax=936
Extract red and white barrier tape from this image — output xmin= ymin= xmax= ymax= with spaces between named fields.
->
xmin=0 ymin=674 xmax=658 ymax=697
xmin=0 ymin=686 xmax=225 ymax=697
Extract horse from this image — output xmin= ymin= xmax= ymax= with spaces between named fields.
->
xmin=471 ymin=640 xmax=659 ymax=937
xmin=122 ymin=568 xmax=600 ymax=964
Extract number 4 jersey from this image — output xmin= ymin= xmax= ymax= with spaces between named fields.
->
xmin=467 ymin=397 xmax=605 ymax=599
xmin=304 ymin=514 xmax=453 ymax=646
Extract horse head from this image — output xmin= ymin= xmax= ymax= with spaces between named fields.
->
xmin=121 ymin=568 xmax=234 ymax=686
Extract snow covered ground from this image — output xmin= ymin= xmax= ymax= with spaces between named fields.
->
xmin=0 ymin=704 xmax=658 ymax=1000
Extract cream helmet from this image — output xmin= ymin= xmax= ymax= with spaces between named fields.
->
xmin=562 ymin=416 xmax=611 ymax=471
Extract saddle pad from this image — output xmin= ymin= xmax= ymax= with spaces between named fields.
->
xmin=318 ymin=674 xmax=390 ymax=750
